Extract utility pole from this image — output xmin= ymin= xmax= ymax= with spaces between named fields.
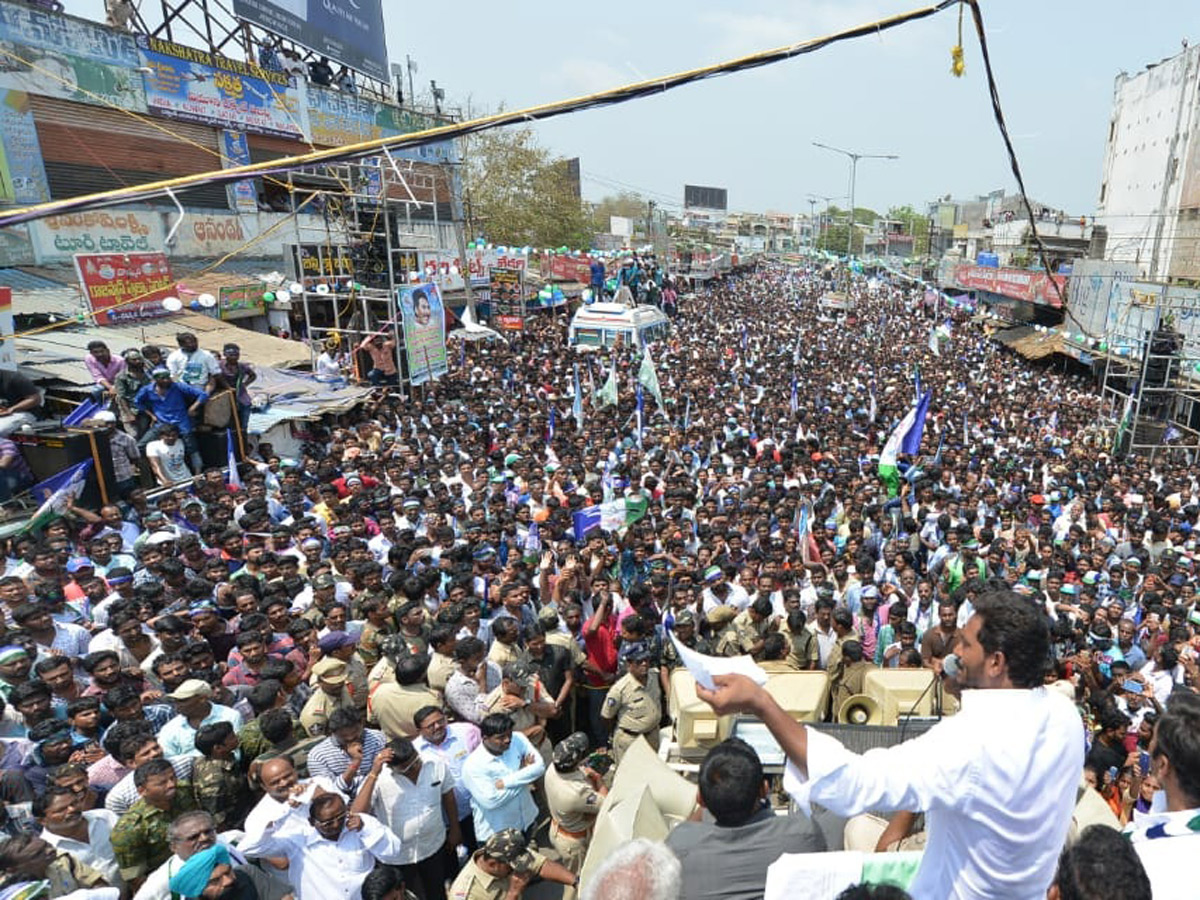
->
xmin=813 ymin=142 xmax=898 ymax=260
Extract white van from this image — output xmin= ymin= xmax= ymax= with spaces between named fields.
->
xmin=568 ymin=302 xmax=671 ymax=350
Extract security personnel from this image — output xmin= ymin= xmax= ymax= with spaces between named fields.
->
xmin=543 ymin=732 xmax=607 ymax=900
xmin=449 ymin=828 xmax=577 ymax=900
xmin=601 ymin=645 xmax=662 ymax=764
xmin=707 ymin=605 xmax=740 ymax=656
xmin=300 ymin=657 xmax=355 ymax=736
xmin=662 ymin=610 xmax=711 ymax=672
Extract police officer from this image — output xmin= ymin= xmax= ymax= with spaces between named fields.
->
xmin=543 ymin=732 xmax=607 ymax=900
xmin=663 ymin=610 xmax=711 ymax=672
xmin=449 ymin=828 xmax=577 ymax=900
xmin=601 ymin=645 xmax=662 ymax=764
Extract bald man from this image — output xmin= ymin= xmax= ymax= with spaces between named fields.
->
xmin=241 ymin=756 xmax=346 ymax=840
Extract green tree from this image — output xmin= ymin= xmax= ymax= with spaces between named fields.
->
xmin=461 ymin=126 xmax=592 ymax=249
xmin=590 ymin=192 xmax=648 ymax=234
xmin=885 ymin=204 xmax=930 ymax=256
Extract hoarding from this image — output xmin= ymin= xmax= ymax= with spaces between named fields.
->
xmin=32 ymin=211 xmax=165 ymax=265
xmin=136 ymin=35 xmax=306 ymax=138
xmin=0 ymin=90 xmax=48 ymax=205
xmin=218 ymin=283 xmax=267 ymax=320
xmin=951 ymin=263 xmax=1067 ymax=308
xmin=400 ymin=282 xmax=446 ymax=385
xmin=684 ymin=184 xmax=728 ymax=211
xmin=287 ymin=243 xmax=354 ymax=284
xmin=231 ymin=0 xmax=388 ymax=82
xmin=74 ymin=252 xmax=176 ymax=325
xmin=220 ymin=130 xmax=259 ymax=214
xmin=305 ymin=85 xmax=456 ymax=161
xmin=489 ymin=266 xmax=524 ymax=331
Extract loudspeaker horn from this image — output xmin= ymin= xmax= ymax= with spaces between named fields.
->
xmin=838 ymin=693 xmax=883 ymax=726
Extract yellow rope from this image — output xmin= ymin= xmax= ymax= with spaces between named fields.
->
xmin=0 ymin=0 xmax=957 ymax=226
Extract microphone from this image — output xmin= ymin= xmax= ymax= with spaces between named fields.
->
xmin=899 ymin=653 xmax=959 ymax=741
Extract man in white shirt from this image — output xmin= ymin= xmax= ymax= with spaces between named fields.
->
xmin=144 ymin=425 xmax=193 ymax=486
xmin=1124 ymin=694 xmax=1200 ymax=900
xmin=166 ymin=332 xmax=219 ymax=391
xmin=37 ymin=785 xmax=123 ymax=889
xmin=698 ymin=588 xmax=1084 ymax=900
xmin=242 ymin=756 xmax=344 ymax=839
xmin=412 ymin=705 xmax=482 ymax=850
xmin=238 ymin=791 xmax=404 ymax=900
xmin=461 ymin=712 xmax=544 ymax=842
xmin=351 ymin=737 xmax=460 ymax=899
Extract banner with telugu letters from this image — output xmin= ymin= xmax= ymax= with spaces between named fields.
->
xmin=74 ymin=251 xmax=177 ymax=326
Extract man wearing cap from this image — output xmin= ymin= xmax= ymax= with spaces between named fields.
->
xmin=87 ymin=410 xmax=141 ymax=498
xmin=543 ymin=732 xmax=606 ymax=898
xmin=114 ymin=348 xmax=151 ymax=437
xmin=601 ymin=645 xmax=662 ymax=765
xmin=135 ymin=369 xmax=207 ymax=475
xmin=368 ymin=654 xmax=439 ymax=740
xmin=448 ymin=828 xmax=576 ymax=900
xmin=300 ymin=658 xmax=356 ymax=737
xmin=316 ymin=631 xmax=368 ymax=712
xmin=480 ymin=662 xmax=556 ymax=762
xmin=157 ymin=680 xmax=244 ymax=759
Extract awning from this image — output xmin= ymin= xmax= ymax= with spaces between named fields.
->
xmin=992 ymin=325 xmax=1062 ymax=360
xmin=245 ymin=367 xmax=374 ymax=433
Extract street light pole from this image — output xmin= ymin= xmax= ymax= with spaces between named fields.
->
xmin=812 ymin=142 xmax=898 ymax=259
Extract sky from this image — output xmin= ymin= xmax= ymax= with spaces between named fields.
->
xmin=75 ymin=0 xmax=1200 ymax=218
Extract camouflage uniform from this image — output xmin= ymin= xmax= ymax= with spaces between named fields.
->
xmin=192 ymin=757 xmax=251 ymax=831
xmin=110 ymin=783 xmax=198 ymax=882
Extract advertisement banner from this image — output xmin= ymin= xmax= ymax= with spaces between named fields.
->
xmin=74 ymin=252 xmax=176 ymax=325
xmin=231 ymin=0 xmax=388 ymax=81
xmin=0 ymin=47 xmax=146 ymax=112
xmin=538 ymin=253 xmax=595 ymax=284
xmin=220 ymin=131 xmax=259 ymax=214
xmin=489 ymin=267 xmax=525 ymax=331
xmin=32 ymin=211 xmax=165 ymax=265
xmin=0 ymin=1 xmax=138 ymax=66
xmin=0 ymin=90 xmax=48 ymax=205
xmin=951 ymin=263 xmax=1066 ymax=307
xmin=287 ymin=243 xmax=354 ymax=283
xmin=304 ymin=86 xmax=456 ymax=160
xmin=400 ymin=282 xmax=447 ymax=385
xmin=136 ymin=35 xmax=306 ymax=138
xmin=218 ymin=283 xmax=266 ymax=320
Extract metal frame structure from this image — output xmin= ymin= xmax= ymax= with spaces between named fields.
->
xmin=1098 ymin=289 xmax=1200 ymax=460
xmin=287 ymin=154 xmax=439 ymax=393
xmin=128 ymin=0 xmax=397 ymax=103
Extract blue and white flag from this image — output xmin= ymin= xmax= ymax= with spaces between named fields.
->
xmin=525 ymin=520 xmax=541 ymax=553
xmin=635 ymin=385 xmax=644 ymax=450
xmin=63 ymin=399 xmax=102 ymax=427
xmin=789 ymin=374 xmax=799 ymax=414
xmin=572 ymin=363 xmax=584 ymax=432
xmin=25 ymin=460 xmax=93 ymax=533
xmin=226 ymin=429 xmax=242 ymax=490
xmin=683 ymin=395 xmax=691 ymax=431
xmin=547 ymin=406 xmax=556 ymax=444
xmin=868 ymin=381 xmax=878 ymax=424
xmin=1165 ymin=424 xmax=1183 ymax=443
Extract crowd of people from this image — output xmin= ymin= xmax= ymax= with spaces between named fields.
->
xmin=0 ymin=260 xmax=1197 ymax=900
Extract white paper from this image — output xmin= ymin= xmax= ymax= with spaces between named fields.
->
xmin=669 ymin=633 xmax=769 ymax=691
xmin=764 ymin=850 xmax=863 ymax=900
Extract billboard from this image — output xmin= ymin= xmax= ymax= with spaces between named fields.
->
xmin=0 ymin=90 xmax=49 ymax=205
xmin=136 ymin=35 xmax=306 ymax=138
xmin=32 ymin=211 xmax=165 ymax=265
xmin=287 ymin=243 xmax=354 ymax=283
xmin=218 ymin=284 xmax=267 ymax=320
xmin=73 ymin=252 xmax=176 ymax=326
xmin=400 ymin=282 xmax=446 ymax=385
xmin=220 ymin=131 xmax=259 ymax=214
xmin=950 ymin=263 xmax=1067 ymax=308
xmin=684 ymin=184 xmax=728 ymax=211
xmin=232 ymin=0 xmax=388 ymax=82
xmin=489 ymin=266 xmax=524 ymax=331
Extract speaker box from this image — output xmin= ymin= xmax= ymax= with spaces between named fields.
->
xmin=10 ymin=428 xmax=117 ymax=508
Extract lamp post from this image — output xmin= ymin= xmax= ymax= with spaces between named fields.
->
xmin=812 ymin=142 xmax=898 ymax=259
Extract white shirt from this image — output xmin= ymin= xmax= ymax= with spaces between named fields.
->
xmin=241 ymin=776 xmax=345 ymax=839
xmin=413 ymin=722 xmax=481 ymax=820
xmin=366 ymin=755 xmax=454 ymax=863
xmin=238 ymin=809 xmax=404 ymax=900
xmin=41 ymin=809 xmax=122 ymax=887
xmin=166 ymin=347 xmax=220 ymax=387
xmin=146 ymin=439 xmax=191 ymax=485
xmin=784 ymin=687 xmax=1084 ymax=899
xmin=461 ymin=731 xmax=544 ymax=840
xmin=1125 ymin=806 xmax=1200 ymax=900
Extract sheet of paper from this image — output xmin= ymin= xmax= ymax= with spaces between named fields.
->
xmin=669 ymin=632 xmax=768 ymax=691
xmin=764 ymin=850 xmax=863 ymax=900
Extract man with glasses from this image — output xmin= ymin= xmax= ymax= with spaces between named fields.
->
xmin=350 ymin=737 xmax=459 ymax=900
xmin=412 ymin=705 xmax=481 ymax=857
xmin=133 ymin=810 xmax=270 ymax=900
xmin=238 ymin=791 xmax=403 ymax=900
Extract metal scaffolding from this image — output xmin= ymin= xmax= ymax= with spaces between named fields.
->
xmin=1098 ymin=288 xmax=1200 ymax=460
xmin=287 ymin=154 xmax=436 ymax=392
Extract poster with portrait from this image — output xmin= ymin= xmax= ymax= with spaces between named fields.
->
xmin=400 ymin=281 xmax=446 ymax=385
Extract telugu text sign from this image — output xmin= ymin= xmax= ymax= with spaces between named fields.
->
xmin=137 ymin=35 xmax=306 ymax=138
xmin=489 ymin=267 xmax=524 ymax=331
xmin=232 ymin=0 xmax=388 ymax=81
xmin=0 ymin=90 xmax=48 ymax=205
xmin=951 ymin=264 xmax=1066 ymax=307
xmin=31 ymin=211 xmax=165 ymax=264
xmin=74 ymin=252 xmax=177 ymax=326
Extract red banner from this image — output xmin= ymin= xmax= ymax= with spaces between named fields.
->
xmin=74 ymin=253 xmax=176 ymax=325
xmin=539 ymin=253 xmax=594 ymax=283
xmin=951 ymin=263 xmax=1066 ymax=307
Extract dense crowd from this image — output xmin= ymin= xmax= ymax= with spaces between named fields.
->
xmin=0 ymin=260 xmax=1197 ymax=900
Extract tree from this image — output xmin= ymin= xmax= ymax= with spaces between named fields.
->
xmin=461 ymin=126 xmax=592 ymax=249
xmin=886 ymin=205 xmax=930 ymax=256
xmin=590 ymin=192 xmax=647 ymax=234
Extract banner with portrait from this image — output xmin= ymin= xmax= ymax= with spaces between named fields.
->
xmin=400 ymin=282 xmax=446 ymax=385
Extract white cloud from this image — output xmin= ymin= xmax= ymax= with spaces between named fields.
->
xmin=552 ymin=59 xmax=633 ymax=97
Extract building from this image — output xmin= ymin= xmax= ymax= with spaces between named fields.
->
xmin=1094 ymin=43 xmax=1200 ymax=281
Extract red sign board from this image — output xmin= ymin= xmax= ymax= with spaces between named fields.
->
xmin=539 ymin=253 xmax=594 ymax=283
xmin=951 ymin=263 xmax=1066 ymax=307
xmin=74 ymin=253 xmax=176 ymax=325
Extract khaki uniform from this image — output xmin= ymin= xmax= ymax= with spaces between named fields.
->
xmin=368 ymin=655 xmax=396 ymax=689
xmin=481 ymin=682 xmax=550 ymax=762
xmin=759 ymin=659 xmax=800 ymax=675
xmin=369 ymin=681 xmax=440 ymax=738
xmin=487 ymin=639 xmax=525 ymax=668
xmin=449 ymin=850 xmax=547 ymax=900
xmin=308 ymin=656 xmax=369 ymax=711
xmin=299 ymin=686 xmax=355 ymax=736
xmin=602 ymin=672 xmax=662 ymax=764
xmin=544 ymin=766 xmax=603 ymax=900
xmin=428 ymin=650 xmax=456 ymax=700
xmin=831 ymin=660 xmax=875 ymax=716
xmin=784 ymin=627 xmax=819 ymax=670
xmin=546 ymin=631 xmax=586 ymax=668
xmin=729 ymin=610 xmax=768 ymax=655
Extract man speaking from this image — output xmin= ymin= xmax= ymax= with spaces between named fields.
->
xmin=698 ymin=586 xmax=1083 ymax=899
